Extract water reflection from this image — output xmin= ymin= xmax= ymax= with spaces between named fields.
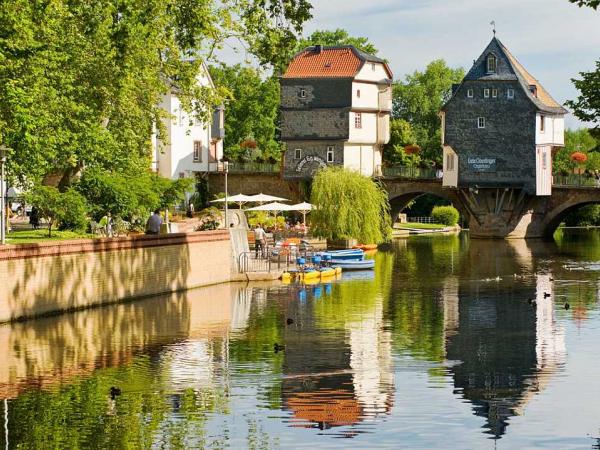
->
xmin=3 ymin=231 xmax=600 ymax=448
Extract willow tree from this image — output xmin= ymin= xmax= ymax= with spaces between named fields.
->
xmin=310 ymin=167 xmax=391 ymax=244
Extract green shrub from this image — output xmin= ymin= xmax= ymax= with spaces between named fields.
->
xmin=431 ymin=205 xmax=460 ymax=226
xmin=27 ymin=186 xmax=89 ymax=236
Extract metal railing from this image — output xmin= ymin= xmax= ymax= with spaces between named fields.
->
xmin=227 ymin=162 xmax=280 ymax=174
xmin=407 ymin=216 xmax=436 ymax=224
xmin=238 ymin=249 xmax=294 ymax=273
xmin=381 ymin=165 xmax=439 ymax=180
xmin=553 ymin=174 xmax=600 ymax=188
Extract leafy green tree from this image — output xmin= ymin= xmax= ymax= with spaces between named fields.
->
xmin=569 ymin=0 xmax=599 ymax=8
xmin=567 ymin=60 xmax=600 ymax=138
xmin=383 ymin=119 xmax=418 ymax=164
xmin=0 ymin=0 xmax=312 ymax=186
xmin=295 ymin=28 xmax=379 ymax=54
xmin=28 ymin=186 xmax=89 ymax=236
xmin=392 ymin=59 xmax=464 ymax=165
xmin=209 ymin=65 xmax=282 ymax=161
xmin=553 ymin=128 xmax=600 ymax=173
xmin=310 ymin=167 xmax=391 ymax=243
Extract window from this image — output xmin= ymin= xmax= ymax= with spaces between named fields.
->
xmin=492 ymin=88 xmax=498 ymax=98
xmin=300 ymin=89 xmax=306 ymax=98
xmin=507 ymin=88 xmax=515 ymax=99
xmin=354 ymin=112 xmax=362 ymax=129
xmin=371 ymin=63 xmax=376 ymax=71
xmin=487 ymin=55 xmax=497 ymax=73
xmin=540 ymin=115 xmax=545 ymax=132
xmin=484 ymin=88 xmax=490 ymax=98
xmin=357 ymin=89 xmax=361 ymax=98
xmin=478 ymin=117 xmax=486 ymax=129
xmin=193 ymin=141 xmax=202 ymax=162
xmin=542 ymin=151 xmax=548 ymax=170
xmin=467 ymin=89 xmax=474 ymax=98
xmin=326 ymin=146 xmax=334 ymax=163
xmin=294 ymin=148 xmax=302 ymax=160
xmin=178 ymin=172 xmax=185 ymax=179
xmin=446 ymin=153 xmax=455 ymax=171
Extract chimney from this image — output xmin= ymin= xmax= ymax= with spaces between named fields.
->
xmin=315 ymin=44 xmax=323 ymax=54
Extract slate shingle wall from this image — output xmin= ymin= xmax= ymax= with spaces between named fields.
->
xmin=282 ymin=140 xmax=344 ymax=180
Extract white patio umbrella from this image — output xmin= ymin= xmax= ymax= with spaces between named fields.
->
xmin=246 ymin=193 xmax=289 ymax=205
xmin=210 ymin=193 xmax=254 ymax=208
xmin=289 ymin=202 xmax=313 ymax=225
xmin=245 ymin=202 xmax=295 ymax=214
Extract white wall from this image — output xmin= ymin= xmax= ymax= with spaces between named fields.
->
xmin=536 ymin=145 xmax=552 ymax=196
xmin=355 ymin=62 xmax=391 ymax=82
xmin=349 ymin=112 xmax=378 ymax=143
xmin=351 ymin=82 xmax=380 ymax=109
xmin=536 ymin=114 xmax=565 ymax=146
xmin=442 ymin=146 xmax=458 ymax=188
xmin=343 ymin=144 xmax=376 ymax=176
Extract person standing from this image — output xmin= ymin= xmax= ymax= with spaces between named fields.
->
xmin=99 ymin=212 xmax=114 ymax=237
xmin=146 ymin=209 xmax=163 ymax=235
xmin=254 ymin=224 xmax=266 ymax=258
xmin=30 ymin=206 xmax=40 ymax=230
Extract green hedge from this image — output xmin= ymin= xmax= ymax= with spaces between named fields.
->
xmin=431 ymin=205 xmax=459 ymax=226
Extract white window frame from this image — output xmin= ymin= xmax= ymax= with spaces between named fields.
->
xmin=371 ymin=63 xmax=376 ymax=71
xmin=193 ymin=140 xmax=202 ymax=162
xmin=507 ymin=88 xmax=515 ymax=99
xmin=542 ymin=150 xmax=548 ymax=170
xmin=492 ymin=88 xmax=498 ymax=98
xmin=467 ymin=89 xmax=474 ymax=98
xmin=540 ymin=115 xmax=545 ymax=133
xmin=487 ymin=55 xmax=497 ymax=73
xmin=354 ymin=112 xmax=362 ymax=129
xmin=294 ymin=148 xmax=302 ymax=160
xmin=484 ymin=88 xmax=490 ymax=98
xmin=326 ymin=146 xmax=335 ymax=163
xmin=300 ymin=89 xmax=306 ymax=98
xmin=478 ymin=117 xmax=486 ymax=129
xmin=446 ymin=153 xmax=455 ymax=171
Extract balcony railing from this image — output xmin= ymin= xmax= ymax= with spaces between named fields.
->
xmin=381 ymin=165 xmax=439 ymax=180
xmin=227 ymin=162 xmax=281 ymax=174
xmin=553 ymin=174 xmax=600 ymax=188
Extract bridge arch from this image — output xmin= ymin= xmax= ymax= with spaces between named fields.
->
xmin=540 ymin=192 xmax=600 ymax=238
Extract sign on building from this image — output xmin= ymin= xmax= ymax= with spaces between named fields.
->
xmin=467 ymin=157 xmax=496 ymax=172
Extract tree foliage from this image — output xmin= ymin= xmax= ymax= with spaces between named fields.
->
xmin=392 ymin=59 xmax=464 ymax=165
xmin=310 ymin=167 xmax=391 ymax=243
xmin=569 ymin=0 xmax=599 ymax=8
xmin=383 ymin=119 xmax=419 ymax=165
xmin=27 ymin=186 xmax=89 ymax=236
xmin=295 ymin=28 xmax=379 ymax=55
xmin=566 ymin=60 xmax=600 ymax=136
xmin=0 ymin=0 xmax=312 ymax=185
xmin=431 ymin=205 xmax=459 ymax=226
xmin=553 ymin=128 xmax=600 ymax=173
xmin=209 ymin=65 xmax=281 ymax=161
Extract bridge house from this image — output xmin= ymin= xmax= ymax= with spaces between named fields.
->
xmin=280 ymin=45 xmax=393 ymax=180
xmin=441 ymin=38 xmax=567 ymax=196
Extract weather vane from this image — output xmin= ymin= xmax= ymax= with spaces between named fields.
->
xmin=490 ymin=20 xmax=496 ymax=36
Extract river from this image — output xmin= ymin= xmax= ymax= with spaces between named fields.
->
xmin=2 ymin=229 xmax=600 ymax=449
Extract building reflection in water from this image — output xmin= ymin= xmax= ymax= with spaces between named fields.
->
xmin=280 ymin=276 xmax=394 ymax=434
xmin=443 ymin=240 xmax=566 ymax=439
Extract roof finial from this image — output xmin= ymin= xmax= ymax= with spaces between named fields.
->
xmin=490 ymin=20 xmax=496 ymax=37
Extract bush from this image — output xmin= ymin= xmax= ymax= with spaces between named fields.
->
xmin=431 ymin=205 xmax=460 ymax=226
xmin=27 ymin=186 xmax=89 ymax=236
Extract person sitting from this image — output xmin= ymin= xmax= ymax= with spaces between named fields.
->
xmin=146 ymin=209 xmax=163 ymax=235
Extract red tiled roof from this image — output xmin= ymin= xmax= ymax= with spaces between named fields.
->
xmin=283 ymin=48 xmax=363 ymax=78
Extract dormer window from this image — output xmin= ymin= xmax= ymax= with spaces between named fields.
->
xmin=487 ymin=55 xmax=497 ymax=73
xmin=529 ymin=84 xmax=538 ymax=98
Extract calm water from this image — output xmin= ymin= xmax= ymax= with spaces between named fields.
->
xmin=2 ymin=230 xmax=600 ymax=449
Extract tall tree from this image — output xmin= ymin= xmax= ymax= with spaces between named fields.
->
xmin=392 ymin=59 xmax=464 ymax=165
xmin=295 ymin=28 xmax=379 ymax=54
xmin=567 ymin=61 xmax=600 ymax=138
xmin=209 ymin=65 xmax=281 ymax=161
xmin=569 ymin=0 xmax=599 ymax=8
xmin=0 ymin=0 xmax=312 ymax=186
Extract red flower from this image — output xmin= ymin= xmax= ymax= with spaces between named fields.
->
xmin=570 ymin=151 xmax=588 ymax=163
xmin=404 ymin=144 xmax=421 ymax=155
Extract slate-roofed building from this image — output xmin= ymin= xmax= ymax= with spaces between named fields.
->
xmin=441 ymin=37 xmax=567 ymax=196
xmin=280 ymin=45 xmax=393 ymax=180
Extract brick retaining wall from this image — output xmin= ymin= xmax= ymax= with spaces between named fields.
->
xmin=0 ymin=230 xmax=234 ymax=322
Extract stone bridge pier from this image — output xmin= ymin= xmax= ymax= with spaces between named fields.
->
xmin=385 ymin=179 xmax=600 ymax=239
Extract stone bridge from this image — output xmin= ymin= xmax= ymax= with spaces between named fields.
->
xmin=208 ymin=168 xmax=600 ymax=239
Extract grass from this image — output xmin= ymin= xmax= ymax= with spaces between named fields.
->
xmin=5 ymin=229 xmax=94 ymax=245
xmin=395 ymin=222 xmax=447 ymax=230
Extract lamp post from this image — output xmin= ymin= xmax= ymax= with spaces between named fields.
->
xmin=0 ymin=145 xmax=8 ymax=245
xmin=220 ymin=160 xmax=229 ymax=228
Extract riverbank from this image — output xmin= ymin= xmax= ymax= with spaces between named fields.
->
xmin=0 ymin=230 xmax=235 ymax=323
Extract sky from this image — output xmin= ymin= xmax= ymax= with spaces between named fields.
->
xmin=222 ymin=0 xmax=600 ymax=129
